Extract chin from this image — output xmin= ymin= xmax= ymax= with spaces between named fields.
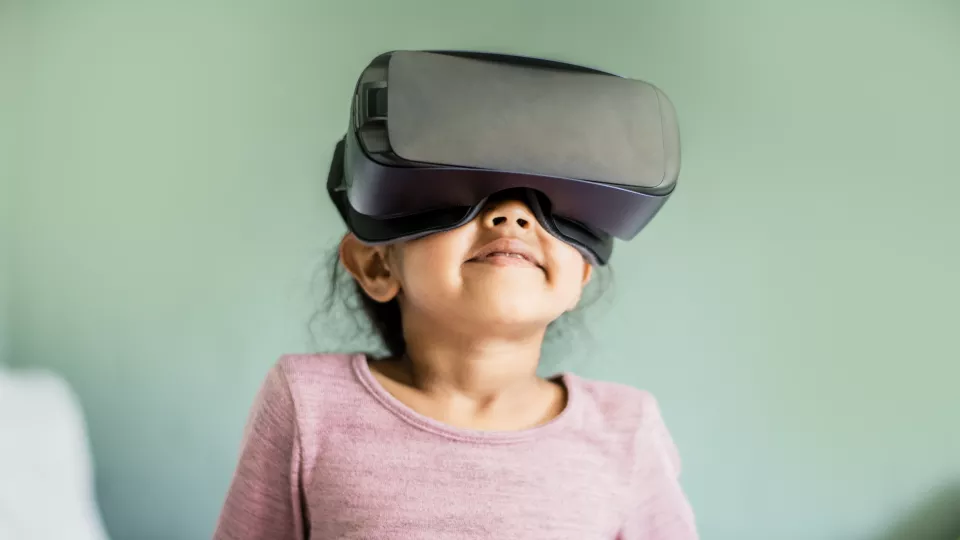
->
xmin=467 ymin=296 xmax=560 ymax=329
xmin=476 ymin=313 xmax=555 ymax=335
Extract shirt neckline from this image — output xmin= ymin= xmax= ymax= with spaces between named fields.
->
xmin=350 ymin=353 xmax=579 ymax=444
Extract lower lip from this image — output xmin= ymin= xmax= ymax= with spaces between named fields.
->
xmin=468 ymin=255 xmax=539 ymax=268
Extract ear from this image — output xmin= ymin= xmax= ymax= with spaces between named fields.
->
xmin=581 ymin=261 xmax=593 ymax=288
xmin=339 ymin=234 xmax=401 ymax=303
xmin=566 ymin=260 xmax=594 ymax=312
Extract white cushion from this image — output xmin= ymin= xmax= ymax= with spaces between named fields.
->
xmin=0 ymin=368 xmax=110 ymax=540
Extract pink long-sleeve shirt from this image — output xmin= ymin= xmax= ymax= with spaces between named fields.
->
xmin=213 ymin=354 xmax=698 ymax=539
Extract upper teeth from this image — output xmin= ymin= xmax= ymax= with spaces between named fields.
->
xmin=490 ymin=252 xmax=523 ymax=259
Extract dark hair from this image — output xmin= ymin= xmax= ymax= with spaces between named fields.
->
xmin=316 ymin=247 xmax=612 ymax=359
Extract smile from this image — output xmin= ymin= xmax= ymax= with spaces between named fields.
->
xmin=468 ymin=251 xmax=539 ymax=268
xmin=466 ymin=238 xmax=544 ymax=269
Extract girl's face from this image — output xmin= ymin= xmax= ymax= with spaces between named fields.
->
xmin=340 ymin=197 xmax=593 ymax=333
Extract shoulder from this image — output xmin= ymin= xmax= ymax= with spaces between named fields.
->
xmin=258 ymin=353 xmax=366 ymax=412
xmin=272 ymin=352 xmax=360 ymax=387
xmin=240 ymin=353 xmax=367 ymax=457
xmin=570 ymin=374 xmax=668 ymax=432
xmin=243 ymin=353 xmax=361 ymax=419
xmin=567 ymin=373 xmax=683 ymax=476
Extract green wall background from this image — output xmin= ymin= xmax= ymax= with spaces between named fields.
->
xmin=3 ymin=1 xmax=959 ymax=539
xmin=0 ymin=4 xmax=18 ymax=364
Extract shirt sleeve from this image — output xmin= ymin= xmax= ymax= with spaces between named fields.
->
xmin=618 ymin=395 xmax=699 ymax=540
xmin=213 ymin=363 xmax=307 ymax=540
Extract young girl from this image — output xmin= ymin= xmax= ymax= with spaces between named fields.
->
xmin=212 ymin=194 xmax=698 ymax=538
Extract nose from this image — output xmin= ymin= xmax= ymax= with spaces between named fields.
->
xmin=481 ymin=199 xmax=536 ymax=232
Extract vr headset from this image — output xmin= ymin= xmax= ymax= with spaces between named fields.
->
xmin=327 ymin=50 xmax=681 ymax=265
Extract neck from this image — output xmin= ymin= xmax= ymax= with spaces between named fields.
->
xmin=399 ymin=316 xmax=548 ymax=403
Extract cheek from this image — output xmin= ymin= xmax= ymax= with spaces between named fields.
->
xmin=546 ymin=244 xmax=590 ymax=303
xmin=394 ymin=231 xmax=472 ymax=296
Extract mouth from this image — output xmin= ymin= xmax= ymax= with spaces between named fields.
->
xmin=466 ymin=238 xmax=543 ymax=269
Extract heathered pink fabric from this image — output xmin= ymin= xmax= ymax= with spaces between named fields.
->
xmin=213 ymin=354 xmax=698 ymax=539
